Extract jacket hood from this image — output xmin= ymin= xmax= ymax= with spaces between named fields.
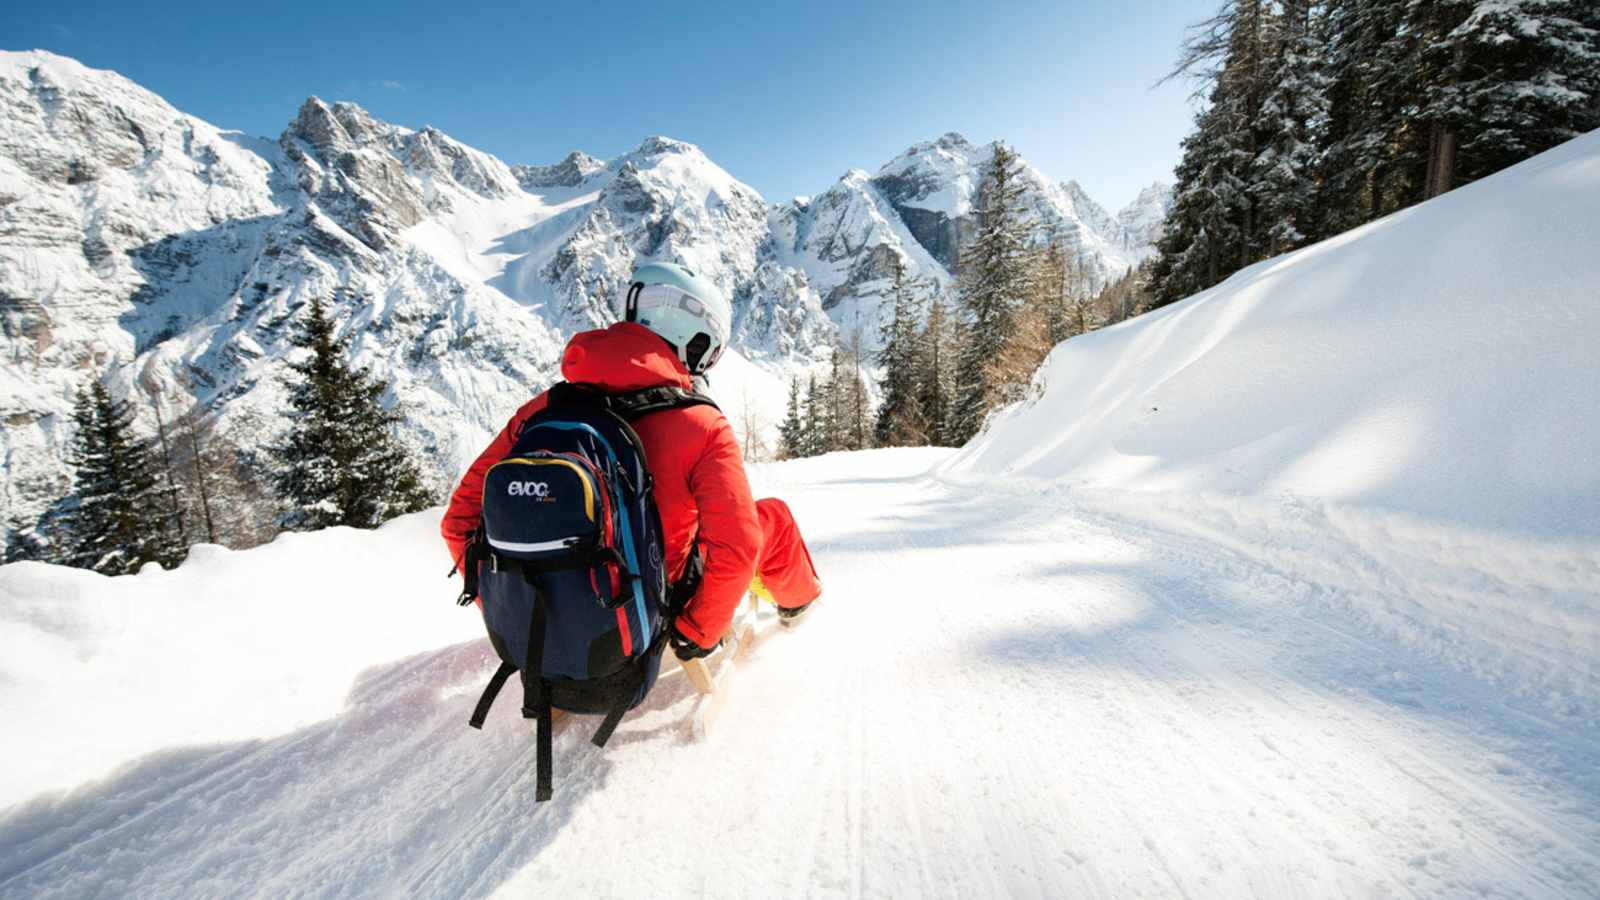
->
xmin=561 ymin=322 xmax=694 ymax=391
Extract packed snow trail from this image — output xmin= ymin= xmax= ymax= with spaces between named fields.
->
xmin=2 ymin=448 xmax=1597 ymax=898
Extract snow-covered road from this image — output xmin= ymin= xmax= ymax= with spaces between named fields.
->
xmin=2 ymin=448 xmax=1597 ymax=898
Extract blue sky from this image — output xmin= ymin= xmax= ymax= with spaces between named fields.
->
xmin=9 ymin=0 xmax=1214 ymax=211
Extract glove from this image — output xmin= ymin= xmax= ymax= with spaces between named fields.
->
xmin=670 ymin=625 xmax=717 ymax=661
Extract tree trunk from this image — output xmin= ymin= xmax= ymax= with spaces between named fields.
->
xmin=1367 ymin=164 xmax=1383 ymax=220
xmin=184 ymin=416 xmax=217 ymax=544
xmin=1425 ymin=123 xmax=1457 ymax=199
xmin=150 ymin=395 xmax=187 ymax=548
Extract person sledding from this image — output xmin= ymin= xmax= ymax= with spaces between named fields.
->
xmin=440 ymin=262 xmax=821 ymax=799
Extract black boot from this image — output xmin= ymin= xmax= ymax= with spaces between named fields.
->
xmin=776 ymin=600 xmax=814 ymax=627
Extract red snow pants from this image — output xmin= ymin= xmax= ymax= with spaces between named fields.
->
xmin=753 ymin=498 xmax=822 ymax=609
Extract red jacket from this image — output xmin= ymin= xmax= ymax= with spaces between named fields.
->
xmin=441 ymin=322 xmax=761 ymax=649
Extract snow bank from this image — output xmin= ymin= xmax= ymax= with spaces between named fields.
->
xmin=0 ymin=510 xmax=473 ymax=809
xmin=947 ymin=129 xmax=1600 ymax=714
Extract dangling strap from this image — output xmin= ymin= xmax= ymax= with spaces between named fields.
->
xmin=590 ymin=628 xmax=669 ymax=748
xmin=467 ymin=662 xmax=516 ymax=729
xmin=456 ymin=532 xmax=488 ymax=607
xmin=532 ymin=685 xmax=553 ymax=802
xmin=591 ymin=692 xmax=632 ymax=748
xmin=519 ymin=592 xmax=554 ymax=802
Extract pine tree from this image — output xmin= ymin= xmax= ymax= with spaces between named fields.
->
xmin=917 ymin=295 xmax=957 ymax=446
xmin=1314 ymin=0 xmax=1416 ymax=236
xmin=1094 ymin=258 xmax=1158 ymax=325
xmin=1251 ymin=0 xmax=1330 ymax=255
xmin=801 ymin=374 xmax=827 ymax=457
xmin=271 ymin=295 xmax=435 ymax=530
xmin=1415 ymin=0 xmax=1600 ymax=196
xmin=4 ymin=515 xmax=52 ymax=564
xmin=63 ymin=381 xmax=183 ymax=574
xmin=842 ymin=335 xmax=870 ymax=452
xmin=148 ymin=391 xmax=189 ymax=554
xmin=1039 ymin=242 xmax=1073 ymax=347
xmin=819 ymin=347 xmax=844 ymax=453
xmin=1150 ymin=84 xmax=1249 ymax=306
xmin=874 ymin=262 xmax=928 ymax=447
xmin=1158 ymin=0 xmax=1598 ymax=307
xmin=778 ymin=378 xmax=806 ymax=459
xmin=950 ymin=142 xmax=1034 ymax=444
xmin=1154 ymin=0 xmax=1287 ymax=306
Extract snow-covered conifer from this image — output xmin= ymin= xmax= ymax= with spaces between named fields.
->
xmin=1415 ymin=0 xmax=1600 ymax=196
xmin=951 ymin=142 xmax=1034 ymax=443
xmin=874 ymin=261 xmax=928 ymax=447
xmin=917 ymin=295 xmax=957 ymax=446
xmin=1251 ymin=0 xmax=1330 ymax=254
xmin=62 ymin=380 xmax=181 ymax=573
xmin=271 ymin=295 xmax=434 ymax=531
xmin=778 ymin=378 xmax=806 ymax=460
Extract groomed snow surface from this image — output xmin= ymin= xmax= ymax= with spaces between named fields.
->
xmin=3 ymin=119 xmax=1599 ymax=900
xmin=1 ymin=448 xmax=1597 ymax=898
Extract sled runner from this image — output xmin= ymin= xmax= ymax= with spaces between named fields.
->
xmin=681 ymin=590 xmax=763 ymax=740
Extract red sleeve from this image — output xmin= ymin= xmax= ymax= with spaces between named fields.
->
xmin=674 ymin=416 xmax=761 ymax=648
xmin=441 ymin=394 xmax=548 ymax=569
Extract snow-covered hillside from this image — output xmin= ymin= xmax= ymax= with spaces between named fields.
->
xmin=948 ymin=128 xmax=1600 ymax=718
xmin=0 ymin=51 xmax=1164 ymax=534
xmin=948 ymin=127 xmax=1600 ymax=534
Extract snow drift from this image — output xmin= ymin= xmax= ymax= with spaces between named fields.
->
xmin=947 ymin=129 xmax=1600 ymax=716
xmin=0 ymin=513 xmax=474 ymax=808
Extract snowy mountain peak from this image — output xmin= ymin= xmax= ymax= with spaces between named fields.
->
xmin=0 ymin=54 xmax=1165 ymax=536
xmin=1113 ymin=181 xmax=1175 ymax=256
xmin=630 ymin=135 xmax=701 ymax=159
xmin=513 ymin=150 xmax=605 ymax=189
xmin=867 ymin=134 xmax=1147 ymax=281
xmin=286 ymin=96 xmax=397 ymax=154
xmin=1 ymin=48 xmax=136 ymax=97
xmin=1060 ymin=179 xmax=1118 ymax=238
xmin=876 ymin=133 xmax=982 ymax=183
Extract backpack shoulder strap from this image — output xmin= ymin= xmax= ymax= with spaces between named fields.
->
xmin=541 ymin=381 xmax=718 ymax=421
xmin=606 ymin=385 xmax=720 ymax=422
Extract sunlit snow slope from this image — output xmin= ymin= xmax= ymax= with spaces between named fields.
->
xmin=2 ymin=446 xmax=1598 ymax=898
xmin=948 ymin=130 xmax=1600 ymax=721
xmin=949 ymin=130 xmax=1600 ymax=539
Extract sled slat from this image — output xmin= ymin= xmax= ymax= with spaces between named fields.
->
xmin=680 ymin=656 xmax=716 ymax=695
xmin=681 ymin=607 xmax=761 ymax=739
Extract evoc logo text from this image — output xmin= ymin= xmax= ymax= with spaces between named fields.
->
xmin=508 ymin=481 xmax=551 ymax=498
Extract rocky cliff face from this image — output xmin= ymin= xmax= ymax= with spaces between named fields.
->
xmin=865 ymin=133 xmax=1166 ymax=289
xmin=1115 ymin=181 xmax=1175 ymax=256
xmin=0 ymin=51 xmax=1167 ymax=534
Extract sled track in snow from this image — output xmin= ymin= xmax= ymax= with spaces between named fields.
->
xmin=2 ymin=449 xmax=1598 ymax=898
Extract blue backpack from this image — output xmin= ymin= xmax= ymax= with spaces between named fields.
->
xmin=457 ymin=382 xmax=717 ymax=801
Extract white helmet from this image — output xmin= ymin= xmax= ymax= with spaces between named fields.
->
xmin=623 ymin=262 xmax=731 ymax=374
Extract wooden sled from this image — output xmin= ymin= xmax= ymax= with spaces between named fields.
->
xmin=678 ymin=591 xmax=764 ymax=740
xmin=539 ymin=592 xmax=766 ymax=738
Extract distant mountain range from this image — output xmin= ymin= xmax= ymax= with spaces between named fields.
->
xmin=0 ymin=50 xmax=1170 ymax=527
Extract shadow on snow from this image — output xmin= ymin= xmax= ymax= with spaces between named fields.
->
xmin=0 ymin=639 xmax=700 ymax=900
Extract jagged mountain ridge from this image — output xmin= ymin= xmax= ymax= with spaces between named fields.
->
xmin=0 ymin=50 xmax=1167 ymax=531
